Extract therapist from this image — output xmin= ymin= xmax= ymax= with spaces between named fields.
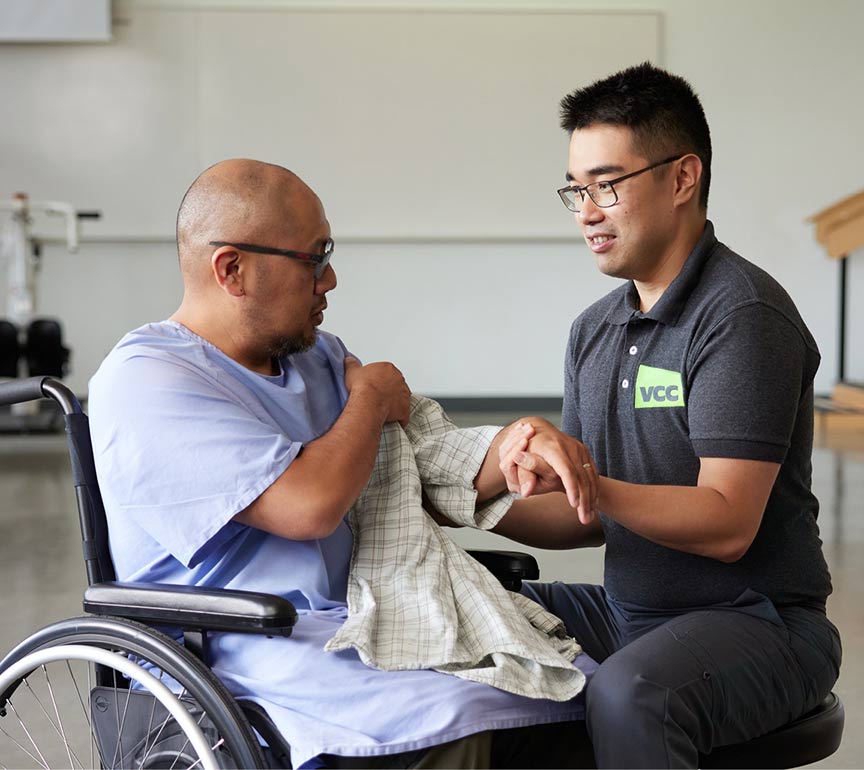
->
xmin=490 ymin=62 xmax=842 ymax=768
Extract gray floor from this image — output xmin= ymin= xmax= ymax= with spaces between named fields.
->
xmin=0 ymin=416 xmax=861 ymax=768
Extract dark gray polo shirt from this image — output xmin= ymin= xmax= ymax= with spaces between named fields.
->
xmin=562 ymin=221 xmax=832 ymax=609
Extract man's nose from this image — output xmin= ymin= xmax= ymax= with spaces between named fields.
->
xmin=578 ymin=195 xmax=605 ymax=225
xmin=315 ymin=263 xmax=337 ymax=293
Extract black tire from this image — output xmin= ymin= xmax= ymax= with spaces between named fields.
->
xmin=0 ymin=616 xmax=267 ymax=769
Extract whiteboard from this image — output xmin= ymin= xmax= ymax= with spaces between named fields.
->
xmin=0 ymin=0 xmax=110 ymax=42
xmin=0 ymin=7 xmax=660 ymax=239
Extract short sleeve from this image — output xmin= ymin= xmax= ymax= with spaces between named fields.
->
xmin=686 ymin=303 xmax=814 ymax=462
xmin=89 ymin=353 xmax=302 ymax=568
xmin=406 ymin=396 xmax=515 ymax=530
xmin=561 ymin=322 xmax=583 ymax=441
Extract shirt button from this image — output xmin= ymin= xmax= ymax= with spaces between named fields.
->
xmin=622 ymin=379 xmax=630 ymax=389
xmin=629 ymin=345 xmax=638 ymax=355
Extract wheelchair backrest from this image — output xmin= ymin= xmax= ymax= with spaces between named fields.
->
xmin=0 ymin=376 xmax=115 ymax=585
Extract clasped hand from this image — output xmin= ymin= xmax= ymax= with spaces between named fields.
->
xmin=497 ymin=418 xmax=599 ymax=524
xmin=344 ymin=356 xmax=411 ymax=426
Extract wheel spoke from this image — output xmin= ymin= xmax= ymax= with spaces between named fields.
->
xmin=115 ymin=666 xmax=135 ymax=766
xmin=168 ymin=704 xmax=212 ymax=770
xmin=0 ymin=720 xmax=51 ymax=769
xmin=138 ymin=686 xmax=189 ymax=769
xmin=111 ymin=666 xmax=123 ymax=769
xmin=66 ymin=660 xmax=92 ymax=729
xmin=4 ymin=699 xmax=50 ymax=769
xmin=141 ymin=660 xmax=161 ymax=765
xmin=0 ymin=627 xmax=255 ymax=769
xmin=9 ymin=666 xmax=92 ymax=770
xmin=42 ymin=663 xmax=82 ymax=768
xmin=23 ymin=675 xmax=65 ymax=740
xmin=87 ymin=661 xmax=98 ymax=770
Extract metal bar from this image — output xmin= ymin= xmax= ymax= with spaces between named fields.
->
xmin=839 ymin=255 xmax=848 ymax=383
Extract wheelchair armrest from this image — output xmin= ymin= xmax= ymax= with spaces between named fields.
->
xmin=83 ymin=581 xmax=298 ymax=637
xmin=466 ymin=549 xmax=539 ymax=591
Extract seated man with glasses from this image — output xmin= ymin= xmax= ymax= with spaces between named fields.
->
xmin=87 ymin=158 xmax=594 ymax=769
xmin=481 ymin=62 xmax=842 ymax=768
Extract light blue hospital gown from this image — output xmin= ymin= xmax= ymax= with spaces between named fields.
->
xmin=88 ymin=321 xmax=586 ymax=768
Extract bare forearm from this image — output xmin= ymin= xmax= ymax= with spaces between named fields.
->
xmin=501 ymin=418 xmax=778 ymax=561
xmin=236 ymin=387 xmax=389 ymax=539
xmin=492 ymin=493 xmax=604 ymax=549
xmin=295 ymin=387 xmax=391 ymax=512
xmin=597 ymin=477 xmax=757 ymax=562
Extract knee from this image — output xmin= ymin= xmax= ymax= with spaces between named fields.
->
xmin=585 ymin=651 xmax=713 ymax=751
xmin=585 ymin=652 xmax=692 ymax=740
xmin=586 ymin=654 xmax=652 ymax=727
xmin=584 ymin=655 xmax=711 ymax=767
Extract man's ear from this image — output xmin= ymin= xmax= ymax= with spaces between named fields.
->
xmin=672 ymin=154 xmax=702 ymax=208
xmin=211 ymin=246 xmax=245 ymax=297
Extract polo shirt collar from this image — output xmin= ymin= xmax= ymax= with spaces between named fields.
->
xmin=605 ymin=220 xmax=718 ymax=327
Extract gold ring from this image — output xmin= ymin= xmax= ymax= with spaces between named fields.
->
xmin=582 ymin=462 xmax=592 ymax=470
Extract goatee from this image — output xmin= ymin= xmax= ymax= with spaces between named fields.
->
xmin=270 ymin=331 xmax=317 ymax=360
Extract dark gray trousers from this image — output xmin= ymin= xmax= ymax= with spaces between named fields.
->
xmin=521 ymin=582 xmax=841 ymax=769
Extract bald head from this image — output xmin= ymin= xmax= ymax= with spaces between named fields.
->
xmin=176 ymin=159 xmax=314 ymax=285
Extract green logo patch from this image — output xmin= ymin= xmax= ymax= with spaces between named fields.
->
xmin=634 ymin=365 xmax=685 ymax=409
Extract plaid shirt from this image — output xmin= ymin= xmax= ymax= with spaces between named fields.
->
xmin=325 ymin=396 xmax=585 ymax=701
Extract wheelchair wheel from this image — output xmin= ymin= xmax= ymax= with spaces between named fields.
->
xmin=0 ymin=616 xmax=267 ymax=769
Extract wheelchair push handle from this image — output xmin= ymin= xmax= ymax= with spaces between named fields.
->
xmin=0 ymin=376 xmax=82 ymax=415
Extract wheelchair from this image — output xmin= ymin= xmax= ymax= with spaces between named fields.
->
xmin=0 ymin=376 xmax=542 ymax=769
xmin=0 ymin=377 xmax=846 ymax=769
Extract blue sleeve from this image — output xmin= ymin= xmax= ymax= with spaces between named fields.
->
xmin=89 ymin=353 xmax=302 ymax=568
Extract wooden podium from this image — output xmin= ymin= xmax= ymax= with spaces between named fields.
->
xmin=809 ymin=190 xmax=864 ymax=428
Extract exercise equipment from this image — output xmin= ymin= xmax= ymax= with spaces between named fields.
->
xmin=0 ymin=193 xmax=98 ymax=431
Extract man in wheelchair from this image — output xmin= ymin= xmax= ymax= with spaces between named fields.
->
xmin=82 ymin=159 xmax=596 ymax=769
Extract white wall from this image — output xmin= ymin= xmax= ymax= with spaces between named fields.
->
xmin=1 ymin=0 xmax=862 ymax=397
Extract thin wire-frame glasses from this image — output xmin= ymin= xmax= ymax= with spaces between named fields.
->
xmin=209 ymin=238 xmax=334 ymax=279
xmin=557 ymin=155 xmax=683 ymax=212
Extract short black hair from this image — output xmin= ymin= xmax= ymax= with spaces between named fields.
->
xmin=560 ymin=62 xmax=712 ymax=209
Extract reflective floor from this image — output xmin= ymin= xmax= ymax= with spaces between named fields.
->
xmin=0 ymin=417 xmax=861 ymax=768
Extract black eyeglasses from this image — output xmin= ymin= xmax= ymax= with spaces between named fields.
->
xmin=557 ymin=155 xmax=683 ymax=212
xmin=209 ymin=238 xmax=334 ymax=279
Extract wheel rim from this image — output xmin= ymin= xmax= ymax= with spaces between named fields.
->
xmin=0 ymin=644 xmax=219 ymax=770
xmin=0 ymin=617 xmax=266 ymax=769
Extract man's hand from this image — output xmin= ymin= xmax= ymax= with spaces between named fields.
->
xmin=494 ymin=421 xmax=538 ymax=496
xmin=498 ymin=418 xmax=598 ymax=524
xmin=344 ymin=356 xmax=411 ymax=426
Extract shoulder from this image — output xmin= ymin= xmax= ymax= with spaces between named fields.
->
xmin=700 ymin=242 xmax=800 ymax=319
xmin=693 ymin=241 xmax=817 ymax=352
xmin=88 ymin=321 xmax=230 ymax=426
xmin=91 ymin=322 xmax=214 ymax=390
